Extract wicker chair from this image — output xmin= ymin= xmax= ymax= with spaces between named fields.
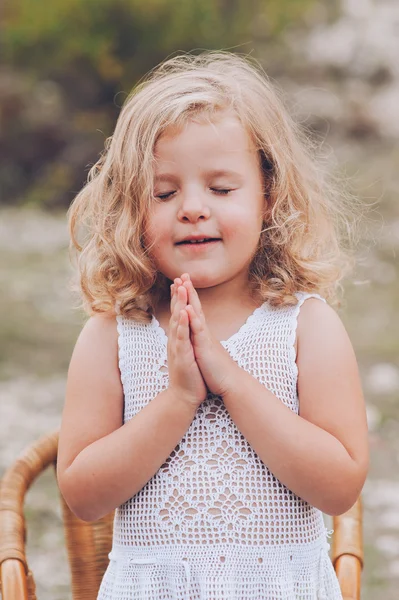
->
xmin=0 ymin=430 xmax=364 ymax=600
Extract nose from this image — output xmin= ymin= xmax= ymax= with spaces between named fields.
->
xmin=177 ymin=189 xmax=211 ymax=223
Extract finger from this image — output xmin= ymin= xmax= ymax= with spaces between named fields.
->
xmin=177 ymin=283 xmax=187 ymax=307
xmin=184 ymin=280 xmax=203 ymax=320
xmin=186 ymin=304 xmax=205 ymax=337
xmin=170 ymin=280 xmax=187 ymax=330
xmin=180 ymin=273 xmax=190 ymax=282
xmin=169 ymin=287 xmax=180 ymax=338
xmin=170 ymin=283 xmax=178 ymax=314
xmin=171 ymin=285 xmax=187 ymax=333
xmin=172 ymin=278 xmax=183 ymax=310
xmin=176 ymin=309 xmax=190 ymax=343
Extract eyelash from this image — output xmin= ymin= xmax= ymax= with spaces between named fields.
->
xmin=156 ymin=188 xmax=233 ymax=201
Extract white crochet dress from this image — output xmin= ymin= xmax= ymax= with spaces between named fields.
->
xmin=97 ymin=291 xmax=343 ymax=600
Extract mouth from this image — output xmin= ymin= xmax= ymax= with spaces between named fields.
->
xmin=175 ymin=238 xmax=222 ymax=251
xmin=175 ymin=237 xmax=221 ymax=246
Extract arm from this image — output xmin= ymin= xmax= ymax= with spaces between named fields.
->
xmin=221 ymin=298 xmax=369 ymax=516
xmin=180 ymin=275 xmax=369 ymax=517
xmin=57 ymin=314 xmax=197 ymax=522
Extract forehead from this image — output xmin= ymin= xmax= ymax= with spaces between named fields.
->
xmin=153 ymin=113 xmax=257 ymax=168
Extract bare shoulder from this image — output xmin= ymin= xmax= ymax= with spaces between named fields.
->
xmin=294 ymin=296 xmax=369 ymax=472
xmin=292 ymin=297 xmax=333 ymax=354
xmin=296 ymin=297 xmax=351 ymax=365
xmin=71 ymin=312 xmax=120 ymax=378
xmin=85 ymin=310 xmax=119 ymax=333
xmin=297 ymin=296 xmax=342 ymax=336
xmin=69 ymin=311 xmax=122 ymax=405
xmin=82 ymin=311 xmax=120 ymax=344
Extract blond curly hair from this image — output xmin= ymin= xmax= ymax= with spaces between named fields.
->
xmin=67 ymin=50 xmax=365 ymax=322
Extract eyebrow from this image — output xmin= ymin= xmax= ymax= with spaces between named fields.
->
xmin=154 ymin=169 xmax=244 ymax=183
xmin=206 ymin=169 xmax=243 ymax=180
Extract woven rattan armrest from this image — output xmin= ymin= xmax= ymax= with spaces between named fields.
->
xmin=332 ymin=497 xmax=363 ymax=599
xmin=0 ymin=430 xmax=59 ymax=600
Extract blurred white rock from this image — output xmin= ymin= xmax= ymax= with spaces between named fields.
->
xmin=344 ymin=0 xmax=373 ymax=20
xmin=0 ymin=375 xmax=65 ymax=473
xmin=379 ymin=511 xmax=399 ymax=530
xmin=369 ymin=83 xmax=399 ymax=138
xmin=0 ymin=208 xmax=68 ymax=253
xmin=387 ymin=559 xmax=399 ymax=578
xmin=307 ymin=0 xmax=399 ymax=78
xmin=375 ymin=534 xmax=399 ymax=557
xmin=366 ymin=363 xmax=399 ymax=395
xmin=366 ymin=402 xmax=381 ymax=431
xmin=363 ymin=479 xmax=399 ymax=508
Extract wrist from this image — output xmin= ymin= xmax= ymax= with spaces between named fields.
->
xmin=219 ymin=357 xmax=246 ymax=400
xmin=164 ymin=386 xmax=201 ymax=415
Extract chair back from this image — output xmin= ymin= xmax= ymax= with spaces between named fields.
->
xmin=0 ymin=431 xmax=114 ymax=600
xmin=332 ymin=498 xmax=363 ymax=600
xmin=60 ymin=494 xmax=114 ymax=599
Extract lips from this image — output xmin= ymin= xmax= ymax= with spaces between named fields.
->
xmin=175 ymin=238 xmax=222 ymax=252
xmin=176 ymin=238 xmax=220 ymax=245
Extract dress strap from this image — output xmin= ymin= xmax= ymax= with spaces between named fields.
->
xmin=289 ymin=292 xmax=327 ymax=380
xmin=294 ymin=291 xmax=327 ymax=306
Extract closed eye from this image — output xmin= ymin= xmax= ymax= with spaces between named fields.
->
xmin=156 ymin=191 xmax=175 ymax=201
xmin=211 ymin=188 xmax=234 ymax=195
xmin=155 ymin=188 xmax=234 ymax=200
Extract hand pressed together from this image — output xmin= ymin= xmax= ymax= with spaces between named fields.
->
xmin=169 ymin=273 xmax=238 ymax=402
xmin=167 ymin=277 xmax=207 ymax=408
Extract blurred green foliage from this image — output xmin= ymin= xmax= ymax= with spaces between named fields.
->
xmin=1 ymin=0 xmax=313 ymax=208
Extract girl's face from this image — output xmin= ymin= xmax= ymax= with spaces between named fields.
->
xmin=145 ymin=113 xmax=265 ymax=292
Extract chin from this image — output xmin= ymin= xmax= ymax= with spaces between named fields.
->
xmin=163 ymin=264 xmax=223 ymax=288
xmin=187 ymin=273 xmax=221 ymax=289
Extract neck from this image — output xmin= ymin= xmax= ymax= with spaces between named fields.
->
xmin=151 ymin=270 xmax=263 ymax=320
xmin=195 ymin=277 xmax=259 ymax=317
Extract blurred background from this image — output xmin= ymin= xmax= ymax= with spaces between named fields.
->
xmin=0 ymin=0 xmax=398 ymax=598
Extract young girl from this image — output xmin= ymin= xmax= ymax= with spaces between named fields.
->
xmin=58 ymin=51 xmax=369 ymax=600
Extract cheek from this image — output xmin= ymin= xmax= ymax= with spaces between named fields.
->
xmin=144 ymin=207 xmax=170 ymax=248
xmin=223 ymin=207 xmax=262 ymax=244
